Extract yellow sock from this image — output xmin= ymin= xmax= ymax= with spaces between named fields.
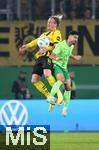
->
xmin=46 ymin=75 xmax=56 ymax=86
xmin=57 ymin=90 xmax=63 ymax=104
xmin=33 ymin=80 xmax=50 ymax=98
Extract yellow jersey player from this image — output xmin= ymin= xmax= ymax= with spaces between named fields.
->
xmin=19 ymin=15 xmax=63 ymax=106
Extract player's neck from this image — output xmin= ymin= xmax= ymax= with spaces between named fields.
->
xmin=48 ymin=28 xmax=56 ymax=32
xmin=66 ymin=39 xmax=71 ymax=46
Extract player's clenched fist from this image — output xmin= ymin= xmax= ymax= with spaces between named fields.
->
xmin=19 ymin=45 xmax=27 ymax=55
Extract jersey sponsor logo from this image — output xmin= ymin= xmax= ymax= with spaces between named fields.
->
xmin=56 ymin=36 xmax=60 ymax=41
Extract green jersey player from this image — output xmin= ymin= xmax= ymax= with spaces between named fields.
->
xmin=48 ymin=30 xmax=81 ymax=116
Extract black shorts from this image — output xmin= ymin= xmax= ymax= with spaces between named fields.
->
xmin=32 ymin=56 xmax=53 ymax=76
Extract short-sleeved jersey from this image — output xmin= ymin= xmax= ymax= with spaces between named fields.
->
xmin=52 ymin=40 xmax=74 ymax=69
xmin=25 ymin=29 xmax=62 ymax=59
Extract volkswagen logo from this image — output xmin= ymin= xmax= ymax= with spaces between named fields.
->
xmin=0 ymin=100 xmax=28 ymax=127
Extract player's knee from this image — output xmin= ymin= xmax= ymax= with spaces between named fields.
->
xmin=56 ymin=74 xmax=65 ymax=83
xmin=31 ymin=77 xmax=39 ymax=84
xmin=44 ymin=72 xmax=51 ymax=78
xmin=44 ymin=74 xmax=49 ymax=78
xmin=31 ymin=79 xmax=36 ymax=84
xmin=57 ymin=78 xmax=65 ymax=83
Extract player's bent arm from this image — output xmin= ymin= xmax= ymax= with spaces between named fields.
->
xmin=25 ymin=38 xmax=38 ymax=48
xmin=19 ymin=38 xmax=38 ymax=54
xmin=37 ymin=48 xmax=48 ymax=54
xmin=70 ymin=54 xmax=82 ymax=61
xmin=49 ymin=52 xmax=62 ymax=61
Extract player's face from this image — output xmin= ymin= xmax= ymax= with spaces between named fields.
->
xmin=68 ymin=35 xmax=79 ymax=45
xmin=47 ymin=18 xmax=57 ymax=31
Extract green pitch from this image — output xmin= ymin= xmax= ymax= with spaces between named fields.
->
xmin=0 ymin=132 xmax=99 ymax=150
xmin=51 ymin=132 xmax=99 ymax=150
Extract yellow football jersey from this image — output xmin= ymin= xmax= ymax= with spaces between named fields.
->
xmin=25 ymin=29 xmax=62 ymax=58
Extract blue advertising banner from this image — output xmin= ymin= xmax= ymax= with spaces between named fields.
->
xmin=0 ymin=99 xmax=99 ymax=131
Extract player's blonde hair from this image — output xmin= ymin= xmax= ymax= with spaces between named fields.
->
xmin=50 ymin=14 xmax=63 ymax=27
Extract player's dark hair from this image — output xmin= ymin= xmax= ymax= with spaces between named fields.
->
xmin=68 ymin=30 xmax=79 ymax=36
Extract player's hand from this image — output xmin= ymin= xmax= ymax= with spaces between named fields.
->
xmin=75 ymin=55 xmax=82 ymax=61
xmin=49 ymin=55 xmax=62 ymax=61
xmin=19 ymin=45 xmax=27 ymax=55
xmin=37 ymin=48 xmax=47 ymax=54
xmin=55 ymin=57 xmax=62 ymax=61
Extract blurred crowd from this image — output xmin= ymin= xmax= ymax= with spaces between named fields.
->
xmin=0 ymin=0 xmax=99 ymax=20
xmin=58 ymin=0 xmax=94 ymax=19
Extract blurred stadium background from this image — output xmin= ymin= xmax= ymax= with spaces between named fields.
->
xmin=0 ymin=0 xmax=99 ymax=150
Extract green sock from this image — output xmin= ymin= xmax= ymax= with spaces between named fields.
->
xmin=63 ymin=90 xmax=71 ymax=109
xmin=50 ymin=80 xmax=63 ymax=97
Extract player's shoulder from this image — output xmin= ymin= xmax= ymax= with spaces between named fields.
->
xmin=53 ymin=29 xmax=62 ymax=41
xmin=54 ymin=40 xmax=63 ymax=48
xmin=58 ymin=40 xmax=65 ymax=44
xmin=55 ymin=40 xmax=65 ymax=48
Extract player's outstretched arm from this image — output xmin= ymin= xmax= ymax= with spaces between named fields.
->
xmin=19 ymin=38 xmax=38 ymax=55
xmin=70 ymin=54 xmax=82 ymax=61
